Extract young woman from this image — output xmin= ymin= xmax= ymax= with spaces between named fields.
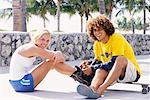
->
xmin=9 ymin=29 xmax=88 ymax=92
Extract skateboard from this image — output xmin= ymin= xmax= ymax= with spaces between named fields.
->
xmin=77 ymin=82 xmax=150 ymax=99
xmin=125 ymin=82 xmax=150 ymax=94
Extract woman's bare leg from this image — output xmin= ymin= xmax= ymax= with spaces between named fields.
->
xmin=32 ymin=59 xmax=90 ymax=88
xmin=54 ymin=62 xmax=76 ymax=76
xmin=31 ymin=60 xmax=54 ymax=87
xmin=54 ymin=62 xmax=90 ymax=85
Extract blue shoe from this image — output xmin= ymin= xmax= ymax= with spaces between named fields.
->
xmin=77 ymin=84 xmax=100 ymax=99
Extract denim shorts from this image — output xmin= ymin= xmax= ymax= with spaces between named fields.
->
xmin=9 ymin=74 xmax=34 ymax=92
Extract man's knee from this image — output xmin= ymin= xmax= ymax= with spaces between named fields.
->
xmin=115 ymin=56 xmax=128 ymax=68
xmin=95 ymin=69 xmax=101 ymax=75
xmin=95 ymin=69 xmax=108 ymax=79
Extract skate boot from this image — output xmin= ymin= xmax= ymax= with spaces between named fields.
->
xmin=70 ymin=66 xmax=91 ymax=86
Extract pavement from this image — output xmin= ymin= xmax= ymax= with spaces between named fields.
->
xmin=0 ymin=55 xmax=150 ymax=100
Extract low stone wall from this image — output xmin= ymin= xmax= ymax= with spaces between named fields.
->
xmin=0 ymin=31 xmax=150 ymax=67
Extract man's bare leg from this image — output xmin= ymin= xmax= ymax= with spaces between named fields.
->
xmin=96 ymin=56 xmax=127 ymax=95
xmin=90 ymin=69 xmax=108 ymax=91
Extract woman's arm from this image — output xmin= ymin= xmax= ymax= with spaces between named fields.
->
xmin=29 ymin=46 xmax=56 ymax=61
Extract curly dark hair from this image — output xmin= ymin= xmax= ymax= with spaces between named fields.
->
xmin=87 ymin=15 xmax=115 ymax=41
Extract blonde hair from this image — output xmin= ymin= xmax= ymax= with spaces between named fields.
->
xmin=29 ymin=28 xmax=51 ymax=43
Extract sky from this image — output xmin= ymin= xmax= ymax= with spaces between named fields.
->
xmin=0 ymin=0 xmax=98 ymax=32
xmin=0 ymin=0 xmax=150 ymax=33
xmin=0 ymin=0 xmax=11 ymax=9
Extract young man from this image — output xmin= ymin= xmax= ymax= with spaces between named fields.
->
xmin=77 ymin=15 xmax=141 ymax=99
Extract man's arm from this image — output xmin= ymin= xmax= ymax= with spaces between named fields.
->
xmin=91 ymin=56 xmax=118 ymax=72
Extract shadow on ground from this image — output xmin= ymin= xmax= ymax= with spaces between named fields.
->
xmin=20 ymin=90 xmax=85 ymax=100
xmin=19 ymin=88 xmax=150 ymax=100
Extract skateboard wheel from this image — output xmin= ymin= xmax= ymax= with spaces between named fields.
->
xmin=142 ymin=89 xmax=148 ymax=94
xmin=148 ymin=87 xmax=150 ymax=92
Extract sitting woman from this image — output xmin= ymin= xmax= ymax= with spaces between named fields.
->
xmin=9 ymin=29 xmax=88 ymax=92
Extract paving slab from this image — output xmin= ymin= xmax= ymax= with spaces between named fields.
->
xmin=0 ymin=56 xmax=150 ymax=100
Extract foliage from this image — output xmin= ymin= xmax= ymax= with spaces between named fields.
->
xmin=0 ymin=8 xmax=12 ymax=19
xmin=116 ymin=16 xmax=150 ymax=30
xmin=61 ymin=0 xmax=99 ymax=20
xmin=27 ymin=0 xmax=57 ymax=20
xmin=0 ymin=0 xmax=149 ymax=33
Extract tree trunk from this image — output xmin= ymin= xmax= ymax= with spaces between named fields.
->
xmin=98 ymin=0 xmax=105 ymax=14
xmin=12 ymin=0 xmax=27 ymax=32
xmin=143 ymin=0 xmax=146 ymax=34
xmin=21 ymin=0 xmax=27 ymax=31
xmin=43 ymin=18 xmax=46 ymax=28
xmin=81 ymin=16 xmax=83 ymax=32
xmin=130 ymin=12 xmax=135 ymax=35
xmin=131 ymin=17 xmax=135 ymax=34
xmin=57 ymin=0 xmax=61 ymax=32
xmin=108 ymin=0 xmax=113 ymax=19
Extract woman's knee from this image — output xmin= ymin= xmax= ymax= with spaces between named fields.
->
xmin=55 ymin=51 xmax=65 ymax=63
xmin=44 ymin=60 xmax=55 ymax=69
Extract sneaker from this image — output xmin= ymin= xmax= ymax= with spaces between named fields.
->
xmin=77 ymin=84 xmax=100 ymax=99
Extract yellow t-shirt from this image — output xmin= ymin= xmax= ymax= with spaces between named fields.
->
xmin=93 ymin=32 xmax=141 ymax=75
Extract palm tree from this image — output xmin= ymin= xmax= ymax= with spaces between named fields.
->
xmin=62 ymin=0 xmax=99 ymax=32
xmin=27 ymin=0 xmax=56 ymax=28
xmin=115 ymin=0 xmax=141 ymax=34
xmin=98 ymin=0 xmax=115 ymax=19
xmin=105 ymin=0 xmax=114 ymax=19
xmin=0 ymin=8 xmax=12 ymax=20
xmin=115 ymin=0 xmax=150 ymax=34
xmin=12 ymin=0 xmax=27 ymax=31
xmin=142 ymin=0 xmax=150 ymax=34
xmin=98 ymin=0 xmax=105 ymax=14
xmin=56 ymin=0 xmax=61 ymax=32
xmin=0 ymin=0 xmax=12 ymax=20
xmin=1 ymin=0 xmax=56 ymax=31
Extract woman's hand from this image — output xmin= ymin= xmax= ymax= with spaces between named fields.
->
xmin=54 ymin=51 xmax=65 ymax=64
xmin=46 ymin=50 xmax=56 ymax=62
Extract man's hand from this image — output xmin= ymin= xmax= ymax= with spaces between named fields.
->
xmin=80 ymin=60 xmax=92 ymax=69
xmin=82 ymin=67 xmax=93 ymax=76
xmin=80 ymin=60 xmax=93 ymax=76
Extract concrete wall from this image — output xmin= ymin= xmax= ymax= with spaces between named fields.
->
xmin=0 ymin=31 xmax=150 ymax=67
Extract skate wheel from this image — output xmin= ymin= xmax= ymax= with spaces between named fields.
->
xmin=148 ymin=87 xmax=150 ymax=92
xmin=142 ymin=89 xmax=148 ymax=94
